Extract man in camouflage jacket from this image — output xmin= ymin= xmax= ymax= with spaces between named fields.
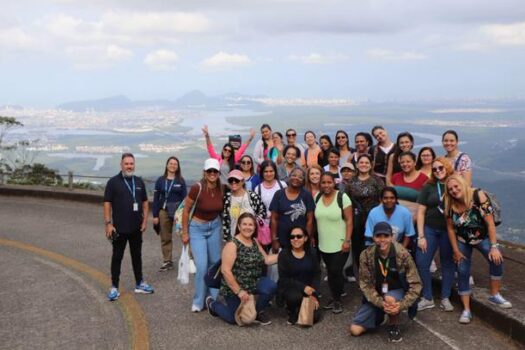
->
xmin=349 ymin=222 xmax=422 ymax=343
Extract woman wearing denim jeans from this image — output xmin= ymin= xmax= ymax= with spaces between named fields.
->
xmin=444 ymin=174 xmax=512 ymax=324
xmin=207 ymin=213 xmax=278 ymax=325
xmin=181 ymin=158 xmax=224 ymax=312
xmin=415 ymin=156 xmax=455 ymax=312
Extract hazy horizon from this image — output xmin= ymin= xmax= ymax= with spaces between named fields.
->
xmin=1 ymin=0 xmax=524 ymax=107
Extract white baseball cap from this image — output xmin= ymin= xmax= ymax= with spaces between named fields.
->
xmin=203 ymin=158 xmax=220 ymax=171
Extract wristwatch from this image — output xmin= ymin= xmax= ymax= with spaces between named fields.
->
xmin=104 ymin=220 xmax=112 ymax=225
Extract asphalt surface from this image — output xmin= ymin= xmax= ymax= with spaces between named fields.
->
xmin=0 ymin=195 xmax=521 ymax=350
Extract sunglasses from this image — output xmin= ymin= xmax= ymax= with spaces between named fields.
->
xmin=228 ymin=178 xmax=241 ymax=184
xmin=290 ymin=234 xmax=304 ymax=240
xmin=432 ymin=166 xmax=445 ymax=173
xmin=223 ymin=148 xmax=233 ymax=153
xmin=286 ymin=133 xmax=297 ymax=137
xmin=206 ymin=169 xmax=219 ymax=174
xmin=241 ymin=160 xmax=252 ymax=165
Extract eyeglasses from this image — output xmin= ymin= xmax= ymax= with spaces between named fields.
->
xmin=432 ymin=166 xmax=445 ymax=173
xmin=223 ymin=149 xmax=232 ymax=153
xmin=286 ymin=133 xmax=297 ymax=137
xmin=290 ymin=234 xmax=304 ymax=240
xmin=206 ymin=169 xmax=219 ymax=174
xmin=241 ymin=160 xmax=252 ymax=165
xmin=228 ymin=178 xmax=241 ymax=184
xmin=336 ymin=136 xmax=347 ymax=139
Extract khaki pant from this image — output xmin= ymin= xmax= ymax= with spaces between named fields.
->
xmin=159 ymin=209 xmax=174 ymax=262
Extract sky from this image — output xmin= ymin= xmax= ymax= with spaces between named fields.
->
xmin=1 ymin=0 xmax=525 ymax=107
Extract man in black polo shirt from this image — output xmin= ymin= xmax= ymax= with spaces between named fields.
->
xmin=104 ymin=153 xmax=154 ymax=301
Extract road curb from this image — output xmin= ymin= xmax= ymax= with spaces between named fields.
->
xmin=432 ymin=276 xmax=525 ymax=346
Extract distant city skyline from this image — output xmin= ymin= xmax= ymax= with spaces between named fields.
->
xmin=1 ymin=0 xmax=524 ymax=107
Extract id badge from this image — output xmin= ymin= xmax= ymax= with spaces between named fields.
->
xmin=133 ymin=202 xmax=139 ymax=211
xmin=162 ymin=201 xmax=167 ymax=210
xmin=382 ymin=283 xmax=388 ymax=294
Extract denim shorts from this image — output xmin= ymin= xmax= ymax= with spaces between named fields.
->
xmin=352 ymin=289 xmax=405 ymax=330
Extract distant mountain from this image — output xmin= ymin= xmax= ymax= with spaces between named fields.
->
xmin=56 ymin=91 xmax=267 ymax=111
xmin=0 ymin=105 xmax=24 ymax=111
xmin=57 ymin=95 xmax=134 ymax=112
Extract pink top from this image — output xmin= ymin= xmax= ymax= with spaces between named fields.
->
xmin=207 ymin=142 xmax=248 ymax=165
xmin=391 ymin=172 xmax=428 ymax=191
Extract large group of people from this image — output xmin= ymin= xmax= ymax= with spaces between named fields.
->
xmin=103 ymin=124 xmax=511 ymax=343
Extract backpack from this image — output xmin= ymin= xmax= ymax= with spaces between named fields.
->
xmin=315 ymin=191 xmax=346 ymax=220
xmin=256 ymin=179 xmax=284 ymax=197
xmin=473 ymin=189 xmax=502 ymax=226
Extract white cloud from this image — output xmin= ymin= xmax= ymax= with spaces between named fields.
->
xmin=482 ymin=22 xmax=525 ymax=46
xmin=200 ymin=52 xmax=252 ymax=70
xmin=287 ymin=53 xmax=350 ymax=64
xmin=367 ymin=48 xmax=427 ymax=61
xmin=0 ymin=26 xmax=39 ymax=51
xmin=144 ymin=49 xmax=179 ymax=71
xmin=42 ymin=11 xmax=210 ymax=47
xmin=65 ymin=44 xmax=133 ymax=70
xmin=101 ymin=11 xmax=210 ymax=34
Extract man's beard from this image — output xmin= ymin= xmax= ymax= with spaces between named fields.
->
xmin=123 ymin=170 xmax=134 ymax=177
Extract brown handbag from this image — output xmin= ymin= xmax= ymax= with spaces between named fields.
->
xmin=297 ymin=296 xmax=315 ymax=326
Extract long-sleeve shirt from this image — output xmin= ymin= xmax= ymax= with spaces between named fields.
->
xmin=278 ymin=248 xmax=321 ymax=298
xmin=358 ymin=242 xmax=421 ymax=311
xmin=152 ymin=176 xmax=187 ymax=217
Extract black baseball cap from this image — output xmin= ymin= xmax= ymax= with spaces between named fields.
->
xmin=373 ymin=222 xmax=393 ymax=236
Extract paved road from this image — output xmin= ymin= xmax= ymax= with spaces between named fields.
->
xmin=0 ymin=195 xmax=520 ymax=350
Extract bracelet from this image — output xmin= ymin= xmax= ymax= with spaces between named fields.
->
xmin=418 ymin=236 xmax=425 ymax=240
xmin=490 ymin=243 xmax=500 ymax=249
xmin=104 ymin=220 xmax=112 ymax=225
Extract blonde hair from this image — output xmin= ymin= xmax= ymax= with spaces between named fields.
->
xmin=427 ymin=156 xmax=454 ymax=185
xmin=444 ymin=174 xmax=473 ymax=216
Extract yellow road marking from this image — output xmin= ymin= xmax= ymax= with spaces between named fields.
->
xmin=0 ymin=238 xmax=149 ymax=350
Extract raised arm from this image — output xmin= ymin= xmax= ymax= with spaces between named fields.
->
xmin=202 ymin=125 xmax=220 ymax=160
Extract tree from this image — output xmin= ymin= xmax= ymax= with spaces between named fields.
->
xmin=0 ymin=116 xmax=23 ymax=149
xmin=8 ymin=163 xmax=63 ymax=186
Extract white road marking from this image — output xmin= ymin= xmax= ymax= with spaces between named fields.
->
xmin=414 ymin=318 xmax=462 ymax=350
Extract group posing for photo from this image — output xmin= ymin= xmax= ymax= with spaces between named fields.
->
xmin=104 ymin=124 xmax=511 ymax=344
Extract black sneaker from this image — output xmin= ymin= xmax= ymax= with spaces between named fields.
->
xmin=255 ymin=311 xmax=272 ymax=326
xmin=387 ymin=325 xmax=403 ymax=343
xmin=332 ymin=301 xmax=343 ymax=314
xmin=206 ymin=297 xmax=217 ymax=317
xmin=287 ymin=314 xmax=297 ymax=325
xmin=159 ymin=261 xmax=173 ymax=272
xmin=323 ymin=299 xmax=335 ymax=310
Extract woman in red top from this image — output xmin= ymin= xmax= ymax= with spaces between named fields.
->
xmin=391 ymin=151 xmax=429 ymax=191
xmin=181 ymin=158 xmax=225 ymax=312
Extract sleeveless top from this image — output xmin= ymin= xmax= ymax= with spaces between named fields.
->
xmin=220 ymin=237 xmax=264 ymax=297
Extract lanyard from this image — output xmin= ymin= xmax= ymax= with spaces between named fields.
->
xmin=165 ymin=178 xmax=176 ymax=198
xmin=123 ymin=175 xmax=136 ymax=203
xmin=437 ymin=182 xmax=443 ymax=201
xmin=378 ymin=258 xmax=390 ymax=281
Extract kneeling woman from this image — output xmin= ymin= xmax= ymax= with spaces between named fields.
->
xmin=208 ymin=213 xmax=278 ymax=325
xmin=278 ymin=226 xmax=321 ymax=325
xmin=444 ymin=175 xmax=512 ymax=324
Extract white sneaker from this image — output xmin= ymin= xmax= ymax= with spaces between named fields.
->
xmin=440 ymin=298 xmax=454 ymax=312
xmin=417 ymin=298 xmax=435 ymax=311
xmin=459 ymin=310 xmax=472 ymax=324
xmin=191 ymin=305 xmax=202 ymax=312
